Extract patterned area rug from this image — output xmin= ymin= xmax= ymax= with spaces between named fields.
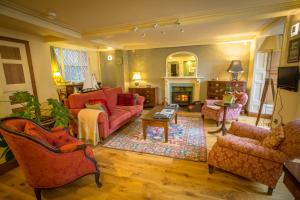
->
xmin=103 ymin=116 xmax=207 ymax=162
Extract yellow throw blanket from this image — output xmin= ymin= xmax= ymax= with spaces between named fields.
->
xmin=78 ymin=109 xmax=103 ymax=146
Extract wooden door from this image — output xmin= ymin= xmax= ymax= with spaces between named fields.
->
xmin=0 ymin=38 xmax=36 ymax=117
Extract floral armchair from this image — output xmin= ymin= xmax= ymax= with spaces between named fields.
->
xmin=201 ymin=92 xmax=248 ymax=126
xmin=208 ymin=120 xmax=300 ymax=195
xmin=0 ymin=117 xmax=102 ymax=200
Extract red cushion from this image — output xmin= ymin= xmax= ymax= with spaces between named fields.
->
xmin=103 ymin=87 xmax=123 ymax=108
xmin=117 ymin=93 xmax=135 ymax=106
xmin=89 ymin=99 xmax=111 ymax=116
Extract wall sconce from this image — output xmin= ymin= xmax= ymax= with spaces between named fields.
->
xmin=107 ymin=55 xmax=113 ymax=61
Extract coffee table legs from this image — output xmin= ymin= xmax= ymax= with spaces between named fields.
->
xmin=142 ymin=120 xmax=147 ymax=140
xmin=142 ymin=120 xmax=169 ymax=142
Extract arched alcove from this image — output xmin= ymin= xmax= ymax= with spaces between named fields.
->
xmin=166 ymin=51 xmax=198 ymax=77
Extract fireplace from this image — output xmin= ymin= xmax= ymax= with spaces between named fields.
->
xmin=172 ymin=86 xmax=193 ymax=106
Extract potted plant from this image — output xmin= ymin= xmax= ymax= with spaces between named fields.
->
xmin=0 ymin=91 xmax=71 ymax=163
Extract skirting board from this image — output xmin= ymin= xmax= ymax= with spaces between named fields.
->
xmin=0 ymin=159 xmax=18 ymax=175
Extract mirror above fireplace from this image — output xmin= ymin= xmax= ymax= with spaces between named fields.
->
xmin=166 ymin=52 xmax=198 ymax=78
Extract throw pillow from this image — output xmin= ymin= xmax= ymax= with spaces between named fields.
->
xmin=260 ymin=125 xmax=285 ymax=149
xmin=85 ymin=103 xmax=106 ymax=112
xmin=89 ymin=99 xmax=111 ymax=115
xmin=118 ymin=93 xmax=135 ymax=106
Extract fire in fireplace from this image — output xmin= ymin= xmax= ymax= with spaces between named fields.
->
xmin=171 ymin=86 xmax=193 ymax=106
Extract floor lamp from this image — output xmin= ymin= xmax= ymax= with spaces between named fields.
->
xmin=255 ymin=35 xmax=282 ymax=126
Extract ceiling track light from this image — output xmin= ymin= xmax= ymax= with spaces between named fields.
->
xmin=161 ymin=31 xmax=166 ymax=35
xmin=153 ymin=23 xmax=159 ymax=29
xmin=133 ymin=26 xmax=139 ymax=32
xmin=47 ymin=11 xmax=57 ymax=20
xmin=180 ymin=28 xmax=184 ymax=33
xmin=141 ymin=33 xmax=146 ymax=38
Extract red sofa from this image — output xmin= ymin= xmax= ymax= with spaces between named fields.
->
xmin=64 ymin=87 xmax=145 ymax=139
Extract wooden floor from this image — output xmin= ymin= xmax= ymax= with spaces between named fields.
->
xmin=0 ymin=112 xmax=293 ymax=200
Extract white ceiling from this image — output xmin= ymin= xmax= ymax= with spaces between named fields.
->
xmin=0 ymin=0 xmax=300 ymax=50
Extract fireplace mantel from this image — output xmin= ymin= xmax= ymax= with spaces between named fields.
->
xmin=161 ymin=76 xmax=205 ymax=104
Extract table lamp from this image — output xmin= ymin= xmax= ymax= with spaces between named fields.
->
xmin=132 ymin=72 xmax=141 ymax=87
xmin=227 ymin=60 xmax=244 ymax=81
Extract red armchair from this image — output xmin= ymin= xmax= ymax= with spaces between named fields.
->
xmin=201 ymin=92 xmax=248 ymax=126
xmin=208 ymin=120 xmax=300 ymax=195
xmin=0 ymin=117 xmax=101 ymax=200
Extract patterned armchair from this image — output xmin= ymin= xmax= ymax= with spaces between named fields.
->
xmin=201 ymin=92 xmax=248 ymax=126
xmin=0 ymin=117 xmax=102 ymax=200
xmin=208 ymin=120 xmax=300 ymax=195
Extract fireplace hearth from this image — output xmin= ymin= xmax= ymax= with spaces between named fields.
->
xmin=172 ymin=86 xmax=193 ymax=106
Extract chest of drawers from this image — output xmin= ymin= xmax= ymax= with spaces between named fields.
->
xmin=129 ymin=87 xmax=158 ymax=108
xmin=207 ymin=81 xmax=247 ymax=100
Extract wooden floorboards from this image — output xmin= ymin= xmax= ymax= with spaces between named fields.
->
xmin=0 ymin=113 xmax=293 ymax=200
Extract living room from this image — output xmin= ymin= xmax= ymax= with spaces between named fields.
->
xmin=0 ymin=0 xmax=300 ymax=200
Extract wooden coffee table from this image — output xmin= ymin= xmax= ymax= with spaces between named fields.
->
xmin=141 ymin=106 xmax=177 ymax=143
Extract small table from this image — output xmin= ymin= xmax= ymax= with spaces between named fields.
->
xmin=208 ymin=101 xmax=239 ymax=136
xmin=141 ymin=106 xmax=177 ymax=143
xmin=283 ymin=159 xmax=300 ymax=199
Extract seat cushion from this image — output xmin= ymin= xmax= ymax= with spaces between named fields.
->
xmin=109 ymin=108 xmax=131 ymax=129
xmin=103 ymin=87 xmax=123 ymax=108
xmin=115 ymin=105 xmax=143 ymax=116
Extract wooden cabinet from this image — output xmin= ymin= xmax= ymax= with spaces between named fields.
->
xmin=207 ymin=81 xmax=247 ymax=100
xmin=129 ymin=87 xmax=158 ymax=108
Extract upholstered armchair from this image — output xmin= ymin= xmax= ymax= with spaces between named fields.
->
xmin=208 ymin=120 xmax=300 ymax=195
xmin=0 ymin=117 xmax=102 ymax=200
xmin=201 ymin=92 xmax=248 ymax=126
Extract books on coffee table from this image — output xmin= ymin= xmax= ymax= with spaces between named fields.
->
xmin=153 ymin=108 xmax=175 ymax=119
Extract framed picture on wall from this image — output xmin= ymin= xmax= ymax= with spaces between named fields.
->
xmin=287 ymin=38 xmax=300 ymax=63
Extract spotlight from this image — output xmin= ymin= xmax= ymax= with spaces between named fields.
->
xmin=180 ymin=28 xmax=184 ymax=33
xmin=133 ymin=26 xmax=139 ymax=32
xmin=161 ymin=31 xmax=166 ymax=35
xmin=141 ymin=33 xmax=146 ymax=38
xmin=153 ymin=24 xmax=159 ymax=29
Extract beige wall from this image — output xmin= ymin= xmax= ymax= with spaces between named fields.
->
xmin=273 ymin=14 xmax=300 ymax=125
xmin=0 ymin=27 xmax=58 ymax=104
xmin=127 ymin=43 xmax=250 ymax=103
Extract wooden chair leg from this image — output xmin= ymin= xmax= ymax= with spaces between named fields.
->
xmin=201 ymin=114 xmax=204 ymax=121
xmin=34 ymin=188 xmax=41 ymax=200
xmin=267 ymin=187 xmax=273 ymax=195
xmin=216 ymin=121 xmax=220 ymax=126
xmin=208 ymin=164 xmax=214 ymax=174
xmin=95 ymin=171 xmax=102 ymax=188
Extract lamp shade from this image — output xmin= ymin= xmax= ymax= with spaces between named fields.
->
xmin=227 ymin=60 xmax=244 ymax=73
xmin=132 ymin=72 xmax=141 ymax=80
xmin=258 ymin=35 xmax=282 ymax=52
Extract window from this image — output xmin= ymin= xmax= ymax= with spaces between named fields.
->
xmin=53 ymin=47 xmax=88 ymax=82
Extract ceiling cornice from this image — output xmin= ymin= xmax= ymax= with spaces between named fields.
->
xmin=82 ymin=1 xmax=300 ymax=38
xmin=0 ymin=2 xmax=81 ymax=39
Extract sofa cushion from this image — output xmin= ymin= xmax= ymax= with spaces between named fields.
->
xmin=118 ymin=93 xmax=135 ymax=106
xmin=109 ymin=108 xmax=131 ymax=129
xmin=89 ymin=99 xmax=111 ymax=116
xmin=103 ymin=87 xmax=123 ymax=108
xmin=115 ymin=105 xmax=143 ymax=116
xmin=68 ymin=90 xmax=107 ymax=109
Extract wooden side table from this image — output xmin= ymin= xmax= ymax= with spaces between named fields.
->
xmin=208 ymin=102 xmax=239 ymax=136
xmin=283 ymin=159 xmax=300 ymax=199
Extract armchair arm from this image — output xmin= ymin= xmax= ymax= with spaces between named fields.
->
xmin=59 ymin=142 xmax=87 ymax=153
xmin=137 ymin=95 xmax=145 ymax=106
xmin=228 ymin=121 xmax=270 ymax=141
xmin=204 ymin=99 xmax=221 ymax=106
xmin=51 ymin=126 xmax=66 ymax=132
xmin=217 ymin=135 xmax=287 ymax=163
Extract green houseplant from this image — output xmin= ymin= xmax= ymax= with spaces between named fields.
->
xmin=0 ymin=91 xmax=71 ymax=162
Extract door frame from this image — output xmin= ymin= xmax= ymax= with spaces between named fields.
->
xmin=0 ymin=36 xmax=38 ymax=98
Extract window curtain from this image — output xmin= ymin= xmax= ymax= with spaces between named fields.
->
xmin=50 ymin=46 xmax=64 ymax=85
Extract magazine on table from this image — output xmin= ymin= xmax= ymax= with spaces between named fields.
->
xmin=153 ymin=109 xmax=175 ymax=119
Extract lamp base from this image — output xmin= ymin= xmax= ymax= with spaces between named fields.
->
xmin=231 ymin=73 xmax=238 ymax=81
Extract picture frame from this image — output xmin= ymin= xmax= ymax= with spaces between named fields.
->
xmin=287 ymin=38 xmax=300 ymax=63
